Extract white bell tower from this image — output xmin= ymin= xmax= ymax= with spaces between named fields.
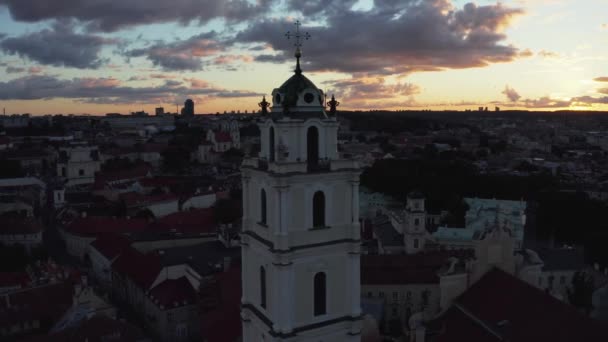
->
xmin=403 ymin=191 xmax=427 ymax=254
xmin=240 ymin=21 xmax=362 ymax=342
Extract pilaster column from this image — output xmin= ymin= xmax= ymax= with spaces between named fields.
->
xmin=242 ymin=175 xmax=251 ymax=227
xmin=350 ymin=253 xmax=362 ymax=316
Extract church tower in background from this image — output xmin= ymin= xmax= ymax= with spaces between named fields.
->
xmin=240 ymin=21 xmax=363 ymax=341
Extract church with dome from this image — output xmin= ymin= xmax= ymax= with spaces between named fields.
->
xmin=240 ymin=22 xmax=363 ymax=341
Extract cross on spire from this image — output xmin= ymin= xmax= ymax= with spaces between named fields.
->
xmin=285 ymin=20 xmax=310 ymax=75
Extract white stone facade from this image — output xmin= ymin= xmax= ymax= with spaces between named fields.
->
xmin=57 ymin=145 xmax=101 ymax=187
xmin=241 ymin=65 xmax=362 ymax=341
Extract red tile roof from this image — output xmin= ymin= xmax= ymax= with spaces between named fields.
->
xmin=148 ymin=277 xmax=196 ymax=310
xmin=139 ymin=176 xmax=179 ymax=188
xmin=0 ymin=271 xmax=31 ymax=289
xmin=361 ymin=251 xmax=473 ymax=285
xmin=22 ymin=314 xmax=145 ymax=342
xmin=0 ymin=218 xmax=43 ymax=235
xmin=65 ymin=217 xmax=148 ymax=237
xmin=95 ymin=164 xmax=152 ymax=184
xmin=200 ymin=265 xmax=242 ymax=342
xmin=112 ymin=246 xmax=161 ymax=290
xmin=89 ymin=233 xmax=132 ymax=260
xmin=0 ymin=136 xmax=11 ymax=145
xmin=0 ymin=282 xmax=73 ymax=330
xmin=431 ymin=268 xmax=608 ymax=342
xmin=120 ymin=192 xmax=178 ymax=208
xmin=147 ymin=208 xmax=216 ymax=234
xmin=214 ymin=131 xmax=232 ymax=143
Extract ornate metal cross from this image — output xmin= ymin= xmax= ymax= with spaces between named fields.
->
xmin=285 ymin=20 xmax=311 ymax=50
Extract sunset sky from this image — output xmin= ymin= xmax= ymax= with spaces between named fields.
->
xmin=0 ymin=0 xmax=607 ymax=115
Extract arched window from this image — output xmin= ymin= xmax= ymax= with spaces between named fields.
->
xmin=314 ymin=272 xmax=326 ymax=316
xmin=260 ymin=189 xmax=267 ymax=225
xmin=307 ymin=126 xmax=319 ymax=169
xmin=269 ymin=127 xmax=275 ymax=162
xmin=313 ymin=191 xmax=325 ymax=228
xmin=260 ymin=266 xmax=267 ymax=309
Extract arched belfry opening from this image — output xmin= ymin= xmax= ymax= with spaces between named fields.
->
xmin=307 ymin=126 xmax=319 ymax=170
xmin=269 ymin=126 xmax=275 ymax=162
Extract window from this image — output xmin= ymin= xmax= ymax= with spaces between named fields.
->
xmin=304 ymin=93 xmax=314 ymax=103
xmin=307 ymin=126 xmax=319 ymax=169
xmin=414 ymin=239 xmax=419 ymax=249
xmin=393 ymin=292 xmax=398 ymax=301
xmin=414 ymin=218 xmax=420 ymax=226
xmin=175 ymin=324 xmax=188 ymax=338
xmin=379 ymin=291 xmax=385 ymax=298
xmin=314 ymin=272 xmax=327 ymax=316
xmin=260 ymin=266 xmax=267 ymax=309
xmin=560 ymin=275 xmax=566 ymax=285
xmin=79 ymin=169 xmax=84 ymax=176
xmin=406 ymin=291 xmax=411 ymax=300
xmin=313 ymin=191 xmax=326 ymax=228
xmin=367 ymin=292 xmax=372 ymax=298
xmin=391 ymin=307 xmax=398 ymax=317
xmin=61 ymin=167 xmax=66 ymax=177
xmin=260 ymin=189 xmax=267 ymax=225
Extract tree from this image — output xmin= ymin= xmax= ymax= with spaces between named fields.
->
xmin=567 ymin=271 xmax=595 ymax=315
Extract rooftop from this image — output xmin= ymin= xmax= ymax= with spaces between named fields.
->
xmin=430 ymin=268 xmax=608 ymax=342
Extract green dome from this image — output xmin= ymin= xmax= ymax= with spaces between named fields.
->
xmin=278 ymin=73 xmax=321 ymax=108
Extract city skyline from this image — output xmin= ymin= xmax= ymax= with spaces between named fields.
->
xmin=0 ymin=0 xmax=607 ymax=115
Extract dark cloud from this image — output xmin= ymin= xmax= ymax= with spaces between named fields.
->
xmin=538 ymin=50 xmax=559 ymax=58
xmin=0 ymin=33 xmax=6 ymax=40
xmin=594 ymin=77 xmax=608 ymax=82
xmin=599 ymin=88 xmax=608 ymax=95
xmin=237 ymin=0 xmax=525 ymax=75
xmin=572 ymin=96 xmax=608 ymax=105
xmin=500 ymin=95 xmax=608 ymax=109
xmin=28 ymin=66 xmax=43 ymax=74
xmin=5 ymin=66 xmax=26 ymax=73
xmin=0 ymin=0 xmax=271 ymax=32
xmin=0 ymin=75 xmax=262 ymax=104
xmin=124 ymin=33 xmax=222 ymax=71
xmin=0 ymin=22 xmax=113 ymax=68
xmin=502 ymin=85 xmax=521 ymax=102
xmin=522 ymin=97 xmax=571 ymax=108
xmin=325 ymin=77 xmax=419 ymax=100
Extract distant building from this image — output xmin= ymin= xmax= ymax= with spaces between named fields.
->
xmin=56 ymin=145 xmax=101 ymax=187
xmin=155 ymin=107 xmax=165 ymax=116
xmin=182 ymin=99 xmax=194 ymax=116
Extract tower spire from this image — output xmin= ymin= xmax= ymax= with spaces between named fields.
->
xmin=285 ymin=20 xmax=310 ymax=75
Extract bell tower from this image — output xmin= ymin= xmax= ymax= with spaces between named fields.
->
xmin=240 ymin=21 xmax=362 ymax=342
xmin=403 ymin=191 xmax=427 ymax=254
